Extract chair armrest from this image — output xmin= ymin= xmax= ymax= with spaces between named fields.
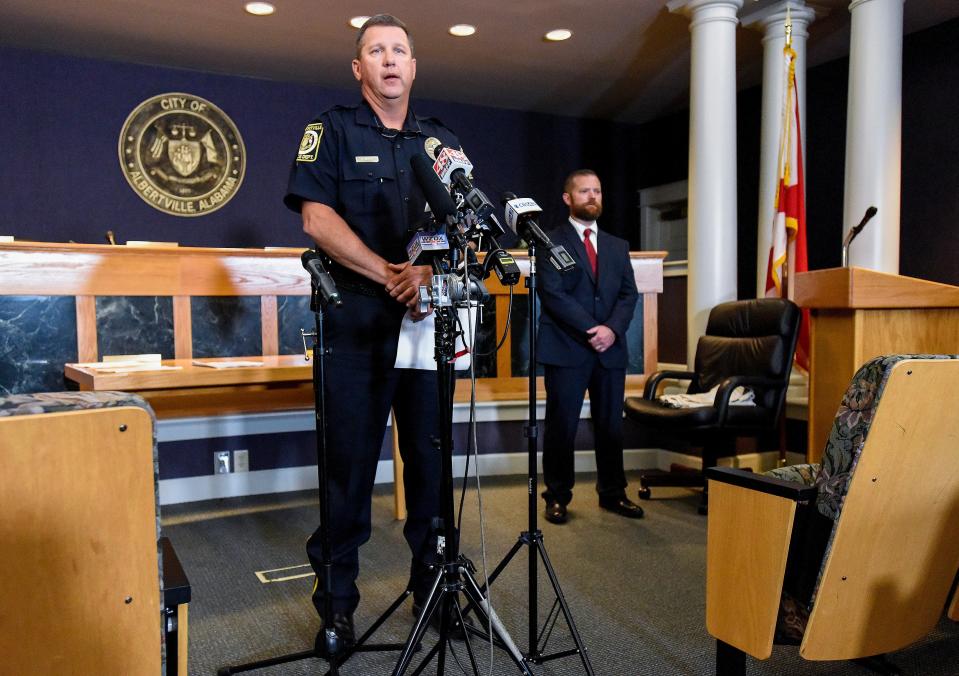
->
xmin=707 ymin=467 xmax=806 ymax=660
xmin=706 ymin=467 xmax=817 ymax=502
xmin=713 ymin=375 xmax=785 ymax=425
xmin=161 ymin=537 xmax=191 ymax=608
xmin=643 ymin=370 xmax=696 ymax=399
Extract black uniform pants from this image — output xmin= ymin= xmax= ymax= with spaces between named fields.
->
xmin=306 ymin=295 xmax=442 ymax=618
xmin=541 ymin=360 xmax=628 ymax=506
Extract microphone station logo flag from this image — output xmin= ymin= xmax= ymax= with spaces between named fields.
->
xmin=764 ymin=39 xmax=809 ymax=371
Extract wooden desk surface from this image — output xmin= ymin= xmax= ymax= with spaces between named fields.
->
xmin=65 ymin=357 xmax=648 ymax=417
xmin=66 ymin=356 xmax=311 ymax=391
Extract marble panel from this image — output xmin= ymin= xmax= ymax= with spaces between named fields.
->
xmin=277 ymin=296 xmax=314 ymax=356
xmin=455 ymin=295 xmax=496 ymax=380
xmin=191 ymin=296 xmax=262 ymax=358
xmin=0 ymin=296 xmax=77 ymax=394
xmin=625 ymin=295 xmax=646 ymax=375
xmin=95 ymin=296 xmax=174 ymax=359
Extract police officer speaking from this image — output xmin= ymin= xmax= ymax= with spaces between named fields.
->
xmin=283 ymin=14 xmax=461 ymax=651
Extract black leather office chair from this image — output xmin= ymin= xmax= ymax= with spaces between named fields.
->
xmin=624 ymin=298 xmax=800 ymax=514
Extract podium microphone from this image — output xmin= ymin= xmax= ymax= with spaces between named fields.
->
xmin=301 ymin=249 xmax=343 ymax=308
xmin=841 ymin=206 xmax=878 ymax=267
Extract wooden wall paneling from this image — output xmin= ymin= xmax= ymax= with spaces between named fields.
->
xmin=391 ymin=412 xmax=406 ymax=521
xmin=173 ymin=296 xmax=192 ymax=360
xmin=496 ymin=294 xmax=513 ymax=379
xmin=75 ymin=295 xmax=98 ymax=362
xmin=261 ymin=295 xmax=279 ymax=356
xmin=643 ymin=291 xmax=659 ymax=375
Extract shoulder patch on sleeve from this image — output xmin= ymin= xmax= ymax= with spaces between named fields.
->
xmin=296 ymin=122 xmax=324 ymax=162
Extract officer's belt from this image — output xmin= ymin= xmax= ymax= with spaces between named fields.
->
xmin=328 ymin=263 xmax=387 ymax=298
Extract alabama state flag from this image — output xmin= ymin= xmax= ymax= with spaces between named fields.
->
xmin=765 ymin=42 xmax=810 ymax=372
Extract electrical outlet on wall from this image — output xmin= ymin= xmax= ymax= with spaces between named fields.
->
xmin=234 ymin=449 xmax=249 ymax=472
xmin=214 ymin=450 xmax=231 ymax=474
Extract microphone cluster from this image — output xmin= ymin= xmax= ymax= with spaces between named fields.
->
xmin=408 ymin=141 xmax=576 ymax=273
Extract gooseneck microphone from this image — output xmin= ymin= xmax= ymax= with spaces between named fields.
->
xmin=301 ymin=249 xmax=343 ymax=307
xmin=841 ymin=205 xmax=878 ymax=268
xmin=502 ymin=193 xmax=576 ymax=273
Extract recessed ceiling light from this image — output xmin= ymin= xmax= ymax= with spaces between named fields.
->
xmin=349 ymin=16 xmax=371 ymax=29
xmin=244 ymin=2 xmax=275 ymax=16
xmin=544 ymin=29 xmax=572 ymax=42
xmin=448 ymin=24 xmax=476 ymax=37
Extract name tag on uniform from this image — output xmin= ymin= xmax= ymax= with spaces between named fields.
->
xmin=355 ymin=155 xmax=379 ymax=163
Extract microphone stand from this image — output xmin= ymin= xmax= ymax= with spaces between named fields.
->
xmin=391 ymin=245 xmax=532 ymax=676
xmin=477 ymin=243 xmax=595 ymax=673
xmin=218 ymin=262 xmax=409 ymax=675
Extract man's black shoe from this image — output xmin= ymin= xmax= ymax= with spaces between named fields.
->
xmin=544 ymin=500 xmax=568 ymax=524
xmin=599 ymin=495 xmax=645 ymax=519
xmin=412 ymin=600 xmax=473 ymax=641
xmin=314 ymin=612 xmax=355 ymax=656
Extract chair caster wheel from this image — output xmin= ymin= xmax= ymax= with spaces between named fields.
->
xmin=638 ymin=487 xmax=651 ymax=500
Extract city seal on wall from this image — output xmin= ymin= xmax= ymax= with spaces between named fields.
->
xmin=118 ymin=93 xmax=246 ymax=217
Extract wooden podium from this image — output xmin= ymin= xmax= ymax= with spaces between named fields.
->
xmin=795 ymin=267 xmax=959 ymax=462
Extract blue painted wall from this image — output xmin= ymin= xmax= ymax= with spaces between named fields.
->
xmin=0 ymin=45 xmax=655 ymax=248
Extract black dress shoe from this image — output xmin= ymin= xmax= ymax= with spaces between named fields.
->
xmin=315 ymin=612 xmax=355 ymax=656
xmin=544 ymin=500 xmax=568 ymax=524
xmin=599 ymin=495 xmax=645 ymax=519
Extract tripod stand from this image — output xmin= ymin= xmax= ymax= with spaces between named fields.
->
xmin=219 ymin=257 xmax=408 ymax=675
xmin=391 ymin=283 xmax=532 ymax=676
xmin=479 ymin=243 xmax=595 ymax=673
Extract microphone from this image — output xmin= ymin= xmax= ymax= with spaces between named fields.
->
xmin=301 ymin=249 xmax=343 ymax=308
xmin=406 ymin=229 xmax=450 ymax=266
xmin=409 ymin=153 xmax=456 ymax=265
xmin=431 ymin=145 xmax=505 ymax=237
xmin=502 ymin=193 xmax=576 ymax=273
xmin=841 ymin=205 xmax=878 ymax=267
xmin=410 ymin=153 xmax=457 ymax=223
xmin=432 ymin=146 xmax=474 ymax=188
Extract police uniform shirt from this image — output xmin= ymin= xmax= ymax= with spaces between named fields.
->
xmin=284 ymin=99 xmax=461 ymax=267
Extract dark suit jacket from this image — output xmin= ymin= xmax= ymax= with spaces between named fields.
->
xmin=536 ymin=221 xmax=639 ymax=369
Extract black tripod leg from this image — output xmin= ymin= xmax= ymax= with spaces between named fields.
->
xmin=450 ymin=595 xmax=481 ymax=675
xmin=460 ymin=536 xmax=524 ymax=624
xmin=535 ymin=538 xmax=595 ymax=674
xmin=393 ymin=571 xmax=444 ymax=676
xmin=460 ymin=571 xmax=533 ymax=675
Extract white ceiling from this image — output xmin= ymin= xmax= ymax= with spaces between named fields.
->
xmin=1 ymin=0 xmax=956 ymax=124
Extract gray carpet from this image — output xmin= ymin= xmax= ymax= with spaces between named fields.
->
xmin=162 ymin=473 xmax=959 ymax=675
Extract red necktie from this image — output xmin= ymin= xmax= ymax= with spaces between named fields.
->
xmin=583 ymin=228 xmax=597 ymax=276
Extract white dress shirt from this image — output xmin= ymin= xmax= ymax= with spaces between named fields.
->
xmin=568 ymin=217 xmax=600 ymax=255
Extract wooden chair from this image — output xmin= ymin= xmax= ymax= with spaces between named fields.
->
xmin=705 ymin=355 xmax=959 ymax=675
xmin=0 ymin=391 xmax=189 ymax=675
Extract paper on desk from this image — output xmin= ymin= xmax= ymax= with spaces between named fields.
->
xmin=394 ymin=306 xmax=477 ymax=371
xmin=75 ymin=354 xmax=162 ymax=369
xmin=191 ymin=360 xmax=264 ymax=369
xmin=94 ymin=365 xmax=182 ymax=373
